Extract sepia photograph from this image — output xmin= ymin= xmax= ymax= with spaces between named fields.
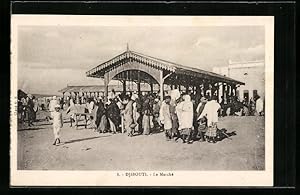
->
xmin=10 ymin=15 xmax=274 ymax=186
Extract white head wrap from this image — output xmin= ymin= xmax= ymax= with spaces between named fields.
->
xmin=170 ymin=89 xmax=180 ymax=101
xmin=183 ymin=94 xmax=191 ymax=102
xmin=131 ymin=94 xmax=138 ymax=101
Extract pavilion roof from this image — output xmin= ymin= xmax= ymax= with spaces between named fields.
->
xmin=86 ymin=50 xmax=244 ymax=85
xmin=58 ymin=84 xmax=161 ymax=93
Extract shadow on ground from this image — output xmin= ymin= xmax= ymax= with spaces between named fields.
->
xmin=61 ymin=135 xmax=112 ymax=145
xmin=193 ymin=128 xmax=237 ymax=142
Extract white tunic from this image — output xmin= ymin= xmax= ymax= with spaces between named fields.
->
xmin=256 ymin=98 xmax=264 ymax=113
xmin=159 ymin=101 xmax=172 ymax=130
xmin=176 ymin=96 xmax=194 ymax=130
xmin=199 ymin=100 xmax=221 ymax=126
xmin=52 ymin=111 xmax=63 ymax=128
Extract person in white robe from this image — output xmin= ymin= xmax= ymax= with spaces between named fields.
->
xmin=160 ymin=96 xmax=172 ymax=141
xmin=52 ymin=104 xmax=63 ymax=145
xmin=176 ymin=94 xmax=194 ymax=144
xmin=255 ymin=96 xmax=264 ymax=116
xmin=198 ymin=95 xmax=221 ymax=143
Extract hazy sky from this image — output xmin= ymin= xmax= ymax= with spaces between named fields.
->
xmin=17 ymin=25 xmax=264 ymax=95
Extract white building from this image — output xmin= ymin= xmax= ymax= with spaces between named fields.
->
xmin=213 ymin=60 xmax=265 ymax=101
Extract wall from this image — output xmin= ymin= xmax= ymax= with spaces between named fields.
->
xmin=213 ymin=61 xmax=265 ymax=101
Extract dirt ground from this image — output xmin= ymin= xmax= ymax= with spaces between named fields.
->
xmin=17 ymin=110 xmax=265 ymax=170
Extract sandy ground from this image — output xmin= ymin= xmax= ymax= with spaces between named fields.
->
xmin=17 ymin=110 xmax=265 ymax=170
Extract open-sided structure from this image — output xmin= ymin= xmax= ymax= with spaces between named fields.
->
xmin=86 ymin=48 xmax=244 ymax=102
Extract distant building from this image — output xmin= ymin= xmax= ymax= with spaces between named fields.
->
xmin=213 ymin=60 xmax=265 ymax=101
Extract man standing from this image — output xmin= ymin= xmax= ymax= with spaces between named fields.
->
xmin=131 ymin=93 xmax=140 ymax=134
xmin=49 ymin=96 xmax=58 ymax=118
xmin=160 ymin=96 xmax=172 ymax=141
xmin=196 ymin=96 xmax=208 ymax=142
xmin=52 ymin=104 xmax=63 ymax=146
xmin=152 ymin=97 xmax=161 ymax=130
xmin=26 ymin=94 xmax=35 ymax=126
xmin=255 ymin=95 xmax=264 ymax=116
xmin=176 ymin=94 xmax=194 ymax=144
xmin=32 ymin=96 xmax=39 ymax=122
xmin=169 ymin=89 xmax=180 ymax=140
xmin=141 ymin=96 xmax=152 ymax=135
xmin=198 ymin=95 xmax=221 ymax=143
xmin=122 ymin=95 xmax=135 ymax=137
xmin=106 ymin=98 xmax=120 ymax=134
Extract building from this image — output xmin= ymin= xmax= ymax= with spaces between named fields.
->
xmin=213 ymin=60 xmax=265 ymax=102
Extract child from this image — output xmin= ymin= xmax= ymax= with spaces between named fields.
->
xmin=52 ymin=104 xmax=63 ymax=145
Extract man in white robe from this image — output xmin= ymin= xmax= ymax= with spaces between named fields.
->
xmin=159 ymin=96 xmax=172 ymax=141
xmin=198 ymin=95 xmax=221 ymax=143
xmin=176 ymin=94 xmax=194 ymax=144
xmin=255 ymin=96 xmax=264 ymax=116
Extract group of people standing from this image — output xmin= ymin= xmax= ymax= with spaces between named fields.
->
xmin=17 ymin=89 xmax=264 ymax=146
xmin=84 ymin=89 xmax=222 ymax=144
xmin=18 ymin=94 xmax=39 ymax=126
xmin=92 ymin=91 xmax=162 ymax=137
xmin=219 ymin=95 xmax=264 ymax=117
xmin=160 ymin=90 xmax=221 ymax=144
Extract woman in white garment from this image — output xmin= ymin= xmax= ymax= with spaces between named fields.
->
xmin=176 ymin=94 xmax=194 ymax=144
xmin=255 ymin=95 xmax=264 ymax=116
xmin=198 ymin=95 xmax=221 ymax=143
xmin=66 ymin=98 xmax=77 ymax=127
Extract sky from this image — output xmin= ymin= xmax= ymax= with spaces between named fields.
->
xmin=17 ymin=25 xmax=265 ymax=95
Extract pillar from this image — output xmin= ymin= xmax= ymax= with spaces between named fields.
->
xmin=233 ymin=85 xmax=237 ymax=97
xmin=159 ymin=70 xmax=164 ymax=101
xmin=122 ymin=80 xmax=126 ymax=93
xmin=203 ymin=81 xmax=209 ymax=97
xmin=196 ymin=85 xmax=201 ymax=95
xmin=137 ymin=71 xmax=141 ymax=96
xmin=150 ymin=83 xmax=153 ymax=93
xmin=137 ymin=82 xmax=141 ymax=96
xmin=104 ymin=73 xmax=109 ymax=103
xmin=227 ymin=84 xmax=231 ymax=98
xmin=216 ymin=83 xmax=219 ymax=101
xmin=231 ymin=84 xmax=234 ymax=97
xmin=222 ymin=83 xmax=225 ymax=101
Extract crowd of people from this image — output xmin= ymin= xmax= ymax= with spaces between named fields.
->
xmin=17 ymin=94 xmax=39 ymax=126
xmin=17 ymin=89 xmax=265 ymax=146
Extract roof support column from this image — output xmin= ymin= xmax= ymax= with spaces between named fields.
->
xmin=137 ymin=82 xmax=141 ymax=96
xmin=203 ymin=81 xmax=209 ymax=98
xmin=122 ymin=80 xmax=126 ymax=94
xmin=104 ymin=73 xmax=109 ymax=103
xmin=185 ymin=84 xmax=189 ymax=94
xmin=227 ymin=84 xmax=231 ymax=102
xmin=222 ymin=83 xmax=225 ymax=103
xmin=159 ymin=70 xmax=164 ymax=101
xmin=196 ymin=85 xmax=201 ymax=95
xmin=232 ymin=85 xmax=237 ymax=98
xmin=216 ymin=83 xmax=220 ymax=102
xmin=231 ymin=84 xmax=235 ymax=97
xmin=150 ymin=83 xmax=153 ymax=93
